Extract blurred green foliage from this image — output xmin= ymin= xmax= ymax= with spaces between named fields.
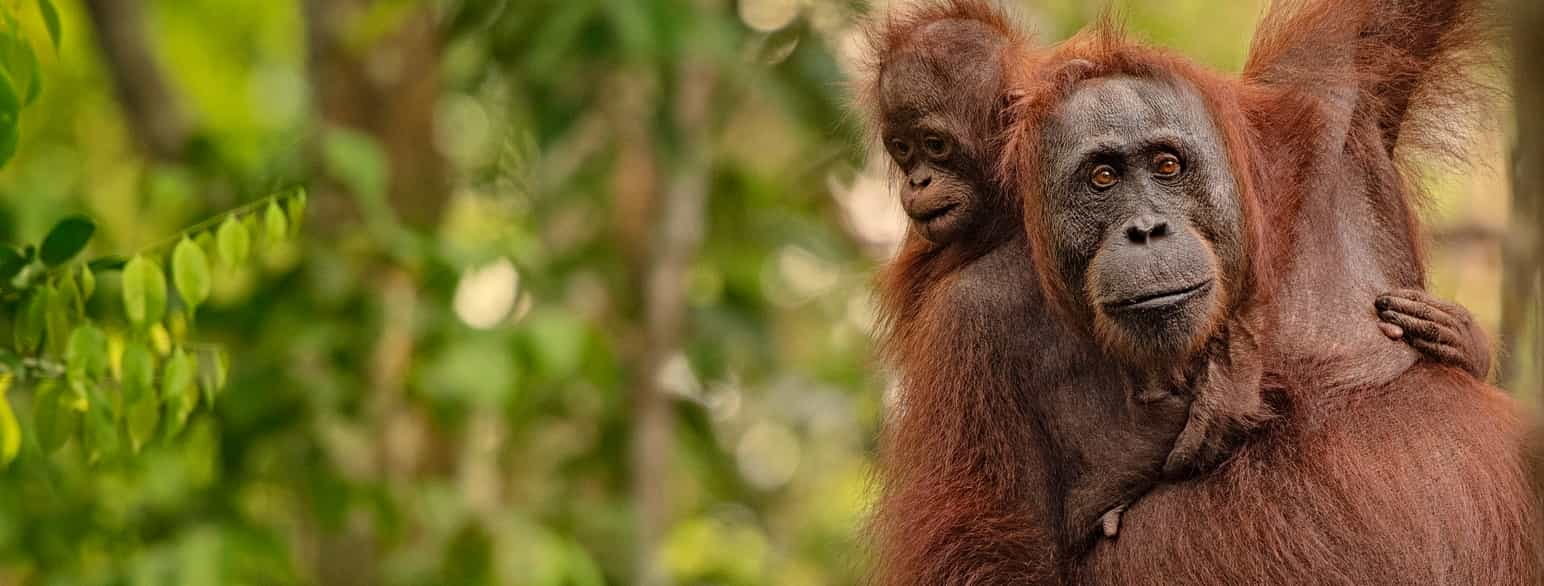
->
xmin=0 ymin=0 xmax=1522 ymax=585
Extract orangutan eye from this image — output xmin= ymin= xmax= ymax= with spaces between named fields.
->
xmin=1154 ymin=154 xmax=1182 ymax=178
xmin=922 ymin=136 xmax=951 ymax=158
xmin=890 ymin=139 xmax=912 ymax=159
xmin=1090 ymin=165 xmax=1119 ymax=190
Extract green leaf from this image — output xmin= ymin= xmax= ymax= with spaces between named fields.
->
xmin=33 ymin=379 xmax=75 ymax=454
xmin=122 ymin=255 xmax=167 ymax=328
xmin=196 ymin=347 xmax=227 ymax=406
xmin=126 ymin=393 xmax=159 ymax=452
xmin=287 ymin=188 xmax=308 ymax=232
xmin=65 ymin=324 xmax=108 ymax=383
xmin=18 ymin=39 xmax=38 ymax=107
xmin=215 ymin=216 xmax=250 ymax=267
xmin=77 ymin=264 xmax=95 ymax=300
xmin=0 ymin=372 xmax=18 ymax=467
xmin=13 ymin=287 xmax=45 ymax=355
xmin=84 ymin=388 xmax=121 ymax=461
xmin=0 ymin=65 xmax=18 ymax=169
xmin=242 ymin=214 xmax=261 ymax=250
xmin=264 ymin=199 xmax=288 ymax=243
xmin=162 ymin=347 xmax=196 ymax=432
xmin=37 ymin=0 xmax=60 ymax=51
xmin=172 ymin=237 xmax=211 ymax=312
xmin=0 ymin=30 xmax=40 ymax=108
xmin=39 ymin=215 xmax=95 ymax=267
xmin=194 ymin=231 xmax=216 ymax=264
xmin=48 ymin=275 xmax=78 ymax=355
xmin=121 ymin=341 xmax=154 ymax=404
xmin=60 ymin=268 xmax=82 ymax=315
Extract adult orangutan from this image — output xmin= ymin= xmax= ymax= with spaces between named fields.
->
xmin=996 ymin=0 xmax=1541 ymax=583
xmin=859 ymin=0 xmax=1504 ymax=584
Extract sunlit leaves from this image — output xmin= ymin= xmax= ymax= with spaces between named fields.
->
xmin=263 ymin=199 xmax=288 ymax=243
xmin=66 ymin=325 xmax=107 ymax=383
xmin=0 ymin=0 xmax=308 ymax=475
xmin=122 ymin=256 xmax=168 ymax=329
xmin=172 ymin=237 xmax=211 ymax=313
xmin=216 ymin=216 xmax=250 ymax=267
xmin=0 ymin=188 xmax=297 ymax=469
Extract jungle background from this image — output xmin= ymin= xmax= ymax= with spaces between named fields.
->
xmin=0 ymin=0 xmax=1538 ymax=584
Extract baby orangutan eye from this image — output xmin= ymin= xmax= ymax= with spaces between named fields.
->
xmin=923 ymin=136 xmax=950 ymax=158
xmin=890 ymin=139 xmax=912 ymax=159
xmin=1154 ymin=154 xmax=1182 ymax=178
xmin=1091 ymin=165 xmax=1119 ymax=190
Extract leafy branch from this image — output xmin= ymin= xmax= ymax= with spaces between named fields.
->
xmin=0 ymin=187 xmax=307 ymax=467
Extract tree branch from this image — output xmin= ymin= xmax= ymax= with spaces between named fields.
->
xmin=631 ymin=59 xmax=716 ymax=586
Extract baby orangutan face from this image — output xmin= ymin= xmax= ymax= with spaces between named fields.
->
xmin=878 ymin=19 xmax=1009 ymax=245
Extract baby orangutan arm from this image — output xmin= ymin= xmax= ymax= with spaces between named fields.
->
xmin=1101 ymin=320 xmax=1275 ymax=539
xmin=1377 ymin=289 xmax=1492 ymax=379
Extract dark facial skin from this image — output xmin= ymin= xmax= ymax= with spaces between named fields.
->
xmin=878 ymin=19 xmax=1006 ymax=244
xmin=1037 ymin=75 xmax=1249 ymax=364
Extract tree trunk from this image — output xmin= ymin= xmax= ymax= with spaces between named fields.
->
xmin=1507 ymin=0 xmax=1544 ymax=394
xmin=81 ymin=0 xmax=190 ymax=161
xmin=629 ymin=59 xmax=716 ymax=586
xmin=303 ymin=0 xmax=447 ymax=230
